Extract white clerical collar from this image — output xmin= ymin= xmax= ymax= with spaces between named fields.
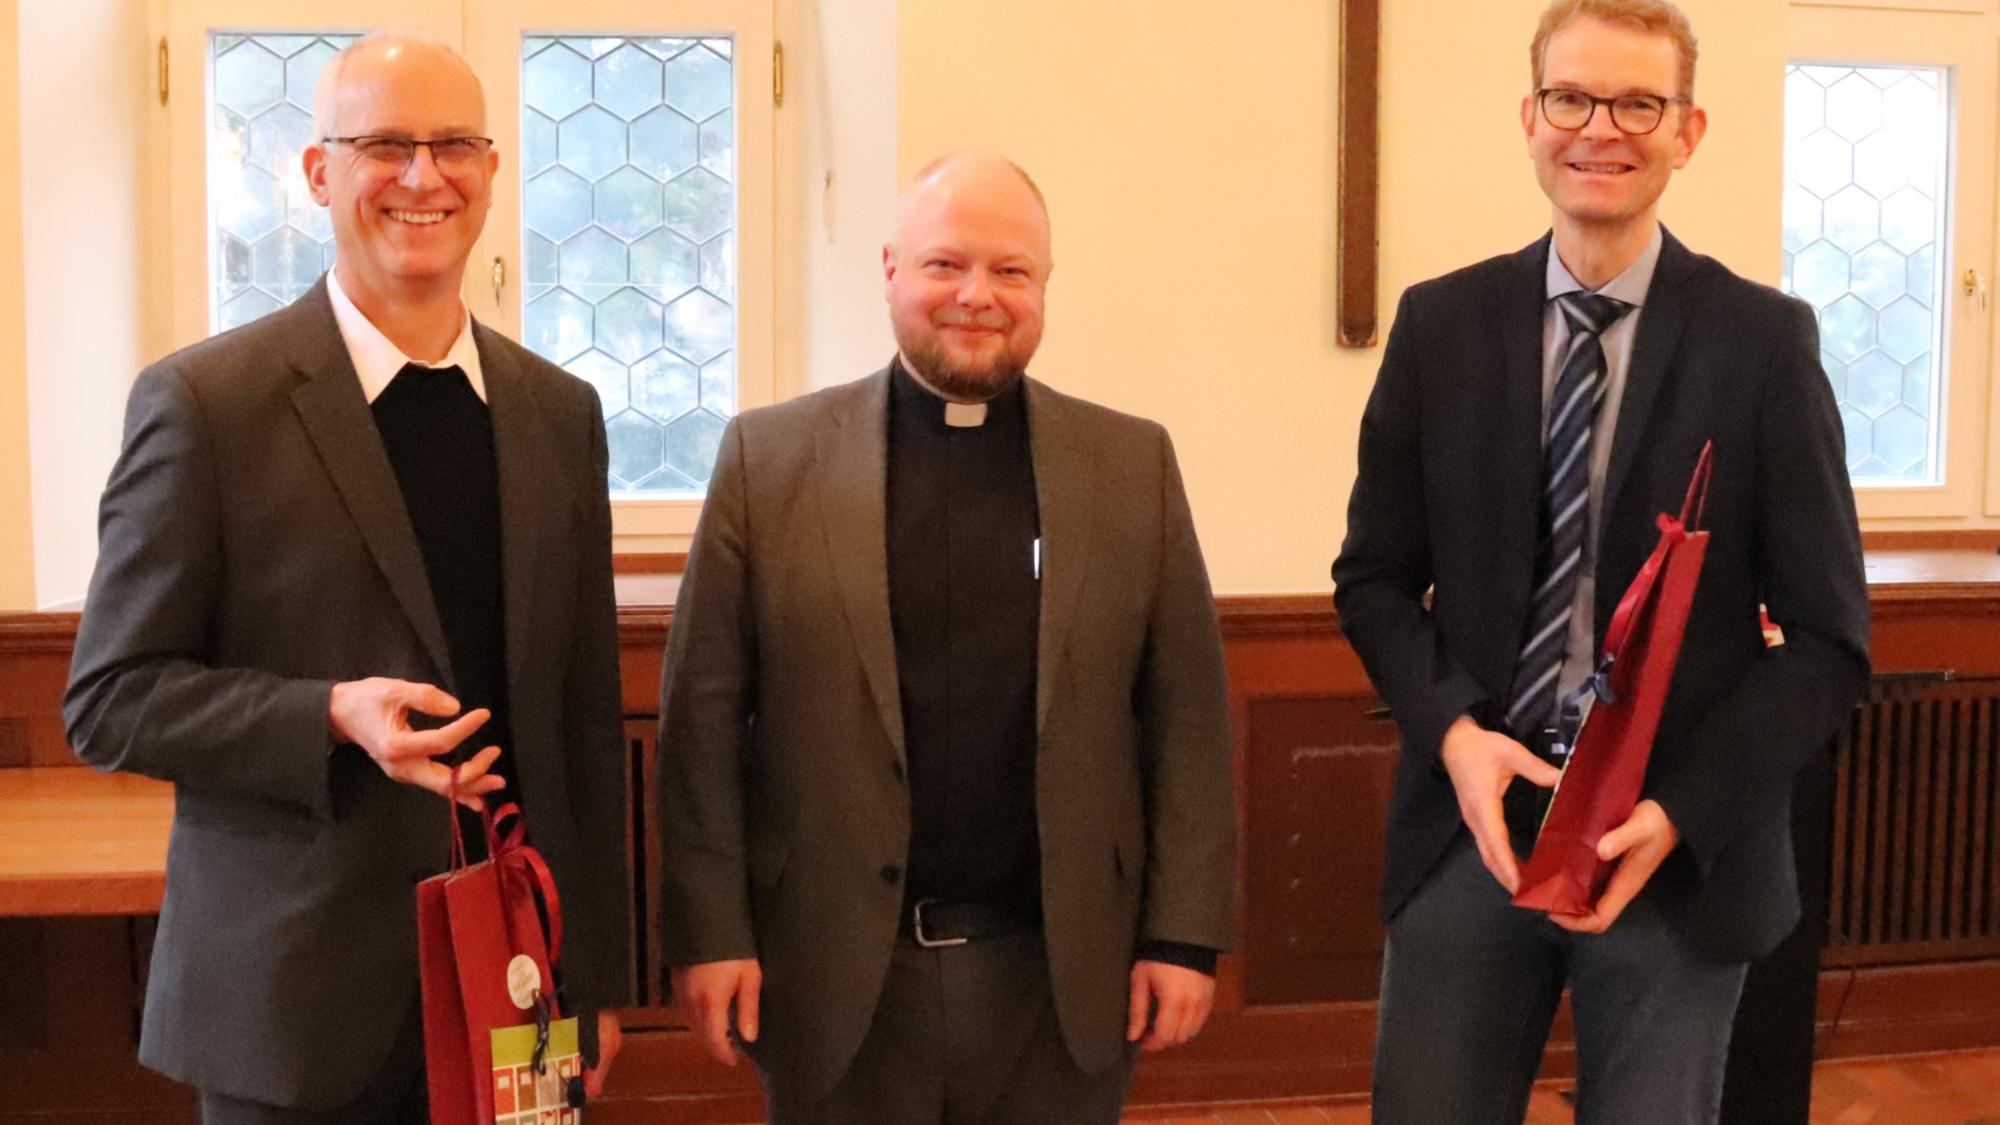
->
xmin=898 ymin=354 xmax=991 ymax=427
xmin=326 ymin=268 xmax=486 ymax=404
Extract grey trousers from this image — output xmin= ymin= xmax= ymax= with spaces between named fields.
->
xmin=760 ymin=929 xmax=1136 ymax=1125
xmin=1372 ymin=833 xmax=1749 ymax=1125
xmin=198 ymin=995 xmax=427 ymax=1125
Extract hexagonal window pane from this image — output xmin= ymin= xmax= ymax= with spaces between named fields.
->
xmin=1880 ymin=188 xmax=1935 ymax=254
xmin=595 ymin=288 xmax=664 ymax=364
xmin=1784 ymin=68 xmax=1824 ymax=142
xmin=663 ymin=169 xmax=733 ymax=241
xmin=220 ymin=234 xmax=252 ymax=296
xmin=1838 ymin=406 xmax=1872 ymax=472
xmin=220 ymin=288 xmax=281 ymax=331
xmin=215 ymin=42 xmax=284 ymax=117
xmin=246 ymin=104 xmax=314 ymax=174
xmin=559 ymin=107 xmax=628 ymax=182
xmin=1908 ymin=245 xmax=1934 ymax=306
xmin=633 ymin=350 xmax=699 ymax=420
xmin=1902 ymin=355 xmax=1933 ymax=417
xmin=664 ymin=45 xmax=732 ymax=121
xmin=216 ymin=164 xmax=284 ymax=242
xmin=631 ymin=230 xmax=700 ymax=301
xmin=1788 ymin=241 xmax=1848 ymax=310
xmin=1821 ymin=352 xmax=1848 ymax=402
xmin=1852 ymin=132 xmax=1908 ymax=199
xmin=523 ymin=111 xmax=559 ymax=176
xmin=1872 ymin=406 xmax=1928 ymax=477
xmin=664 ymin=410 xmax=728 ymax=484
xmin=1790 ymin=130 xmax=1851 ymax=198
xmin=1818 ymin=294 xmax=1875 ymax=364
xmin=284 ymin=40 xmax=342 ymax=110
xmin=631 ymin=108 xmax=701 ymax=181
xmin=570 ymin=350 xmax=632 ymax=415
xmin=1845 ymin=351 xmax=1901 ymax=418
xmin=250 ymin=228 xmax=325 ymax=303
xmin=596 ymin=168 xmax=663 ymax=241
xmin=1781 ymin=186 xmax=1821 ymax=254
xmin=596 ymin=44 xmax=664 ymax=120
xmin=525 ymin=44 xmax=593 ymax=119
xmin=606 ymin=410 xmax=667 ymax=487
xmin=526 ymin=232 xmax=559 ymax=286
xmin=525 ymin=289 xmax=594 ymax=365
xmin=699 ymin=110 xmax=734 ymax=179
xmin=1849 ymin=243 xmax=1906 ymax=310
xmin=1821 ymin=186 xmax=1878 ymax=254
xmin=526 ymin=168 xmax=593 ymax=241
xmin=701 ymin=232 xmax=735 ymax=300
xmin=557 ymin=227 xmax=629 ymax=297
xmin=701 ymin=353 xmax=737 ymax=417
xmin=664 ymin=290 xmax=733 ymax=364
xmin=1876 ymin=296 xmax=1931 ymax=364
xmin=1824 ymin=73 xmax=1883 ymax=143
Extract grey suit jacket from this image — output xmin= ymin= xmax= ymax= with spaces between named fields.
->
xmin=658 ymin=368 xmax=1237 ymax=1101
xmin=64 ymin=280 xmax=630 ymax=1109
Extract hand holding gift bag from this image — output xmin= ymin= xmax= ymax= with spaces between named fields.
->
xmin=1513 ymin=441 xmax=1715 ymax=917
xmin=417 ymin=784 xmax=586 ymax=1124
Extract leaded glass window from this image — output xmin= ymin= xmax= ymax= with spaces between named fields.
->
xmin=521 ymin=35 xmax=737 ymax=495
xmin=209 ymin=33 xmax=355 ymax=333
xmin=1781 ymin=63 xmax=1950 ymax=485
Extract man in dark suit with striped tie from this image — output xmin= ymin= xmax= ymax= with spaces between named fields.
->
xmin=1332 ymin=1 xmax=1869 ymax=1121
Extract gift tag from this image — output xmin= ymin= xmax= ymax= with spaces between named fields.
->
xmin=506 ymin=954 xmax=542 ymax=1011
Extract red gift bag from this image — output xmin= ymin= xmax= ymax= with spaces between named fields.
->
xmin=1512 ymin=441 xmax=1715 ymax=916
xmin=417 ymin=794 xmax=582 ymax=1124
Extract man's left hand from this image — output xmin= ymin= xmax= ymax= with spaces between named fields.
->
xmin=1550 ymin=799 xmax=1679 ymax=935
xmin=1126 ymin=960 xmax=1216 ymax=1052
xmin=583 ymin=1010 xmax=622 ymax=1100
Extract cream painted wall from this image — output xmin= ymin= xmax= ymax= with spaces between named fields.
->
xmin=0 ymin=0 xmax=35 ymax=610
xmin=899 ymin=0 xmax=1785 ymax=593
xmin=19 ymin=0 xmax=153 ymax=608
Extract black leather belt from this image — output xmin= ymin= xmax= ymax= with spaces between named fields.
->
xmin=900 ymin=898 xmax=1042 ymax=948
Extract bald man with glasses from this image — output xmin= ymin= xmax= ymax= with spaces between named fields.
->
xmin=1332 ymin=1 xmax=1868 ymax=1121
xmin=67 ymin=33 xmax=627 ymax=1123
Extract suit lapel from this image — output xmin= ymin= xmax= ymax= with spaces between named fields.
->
xmin=1602 ymin=229 xmax=1697 ymax=528
xmin=479 ymin=326 xmax=565 ymax=712
xmin=1497 ymin=237 xmax=1553 ymax=630
xmin=286 ymin=281 xmax=454 ymax=684
xmin=1026 ymin=380 xmax=1095 ymax=735
xmin=814 ymin=371 xmax=907 ymax=758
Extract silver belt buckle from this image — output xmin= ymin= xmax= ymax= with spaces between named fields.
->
xmin=912 ymin=899 xmax=968 ymax=949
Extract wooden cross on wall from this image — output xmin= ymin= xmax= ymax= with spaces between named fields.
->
xmin=1338 ymin=0 xmax=1381 ymax=348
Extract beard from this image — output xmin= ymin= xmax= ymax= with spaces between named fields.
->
xmin=895 ymin=325 xmax=1031 ymax=401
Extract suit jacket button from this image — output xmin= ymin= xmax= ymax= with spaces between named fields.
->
xmin=880 ymin=864 xmax=902 ymax=885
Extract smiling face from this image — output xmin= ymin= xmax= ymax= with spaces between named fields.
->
xmin=303 ymin=38 xmax=497 ymax=308
xmin=1522 ymin=14 xmax=1705 ymax=237
xmin=883 ymin=154 xmax=1052 ymax=401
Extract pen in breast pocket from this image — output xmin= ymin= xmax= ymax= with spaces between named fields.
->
xmin=1033 ymin=537 xmax=1042 ymax=580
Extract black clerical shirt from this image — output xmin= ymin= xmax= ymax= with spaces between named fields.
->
xmin=886 ymin=360 xmax=1042 ymax=910
xmin=883 ymin=361 xmax=1216 ymax=974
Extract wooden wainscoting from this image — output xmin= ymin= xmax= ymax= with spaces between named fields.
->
xmin=3 ymin=567 xmax=2000 ymax=1121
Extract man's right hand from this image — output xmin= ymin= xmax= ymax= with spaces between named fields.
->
xmin=327 ymin=678 xmax=503 ymax=809
xmin=1439 ymin=716 xmax=1562 ymax=894
xmin=672 ymin=958 xmax=761 ymax=1067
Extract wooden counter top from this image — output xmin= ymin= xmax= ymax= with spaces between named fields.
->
xmin=0 ymin=766 xmax=171 ymax=916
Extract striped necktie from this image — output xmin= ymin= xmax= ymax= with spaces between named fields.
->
xmin=1504 ymin=291 xmax=1632 ymax=738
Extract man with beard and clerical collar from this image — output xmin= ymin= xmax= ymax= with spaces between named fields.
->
xmin=656 ymin=152 xmax=1238 ymax=1124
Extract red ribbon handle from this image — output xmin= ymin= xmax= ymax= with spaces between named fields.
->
xmin=1599 ymin=440 xmax=1714 ymax=662
xmin=439 ymin=785 xmax=564 ymax=967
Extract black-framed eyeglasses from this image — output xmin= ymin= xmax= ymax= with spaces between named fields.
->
xmin=321 ymin=135 xmax=495 ymax=172
xmin=1535 ymin=88 xmax=1688 ymax=136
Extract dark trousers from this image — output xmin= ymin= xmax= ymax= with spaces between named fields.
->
xmin=760 ymin=929 xmax=1135 ymax=1125
xmin=199 ymin=996 xmax=427 ymax=1125
xmin=1372 ymin=834 xmax=1749 ymax=1125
